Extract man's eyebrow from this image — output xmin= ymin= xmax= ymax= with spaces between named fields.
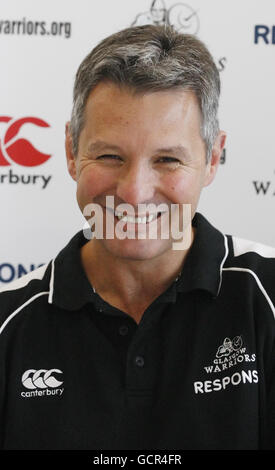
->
xmin=155 ymin=145 xmax=187 ymax=154
xmin=87 ymin=141 xmax=122 ymax=153
xmin=155 ymin=145 xmax=192 ymax=159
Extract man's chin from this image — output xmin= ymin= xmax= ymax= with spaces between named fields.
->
xmin=98 ymin=238 xmax=173 ymax=261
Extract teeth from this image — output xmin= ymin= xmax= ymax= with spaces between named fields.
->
xmin=114 ymin=212 xmax=157 ymax=223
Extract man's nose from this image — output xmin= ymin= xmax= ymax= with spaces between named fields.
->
xmin=116 ymin=161 xmax=156 ymax=206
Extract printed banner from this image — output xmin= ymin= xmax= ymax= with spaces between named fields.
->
xmin=0 ymin=0 xmax=274 ymax=284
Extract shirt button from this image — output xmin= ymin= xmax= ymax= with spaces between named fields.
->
xmin=135 ymin=356 xmax=145 ymax=368
xmin=119 ymin=325 xmax=129 ymax=336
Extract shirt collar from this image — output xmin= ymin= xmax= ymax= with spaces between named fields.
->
xmin=176 ymin=212 xmax=228 ymax=296
xmin=49 ymin=212 xmax=228 ymax=310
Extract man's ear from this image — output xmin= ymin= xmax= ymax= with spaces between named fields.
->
xmin=65 ymin=122 xmax=77 ymax=181
xmin=204 ymin=130 xmax=226 ymax=187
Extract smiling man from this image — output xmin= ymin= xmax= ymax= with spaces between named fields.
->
xmin=0 ymin=25 xmax=274 ymax=450
xmin=67 ymin=81 xmax=222 ymax=323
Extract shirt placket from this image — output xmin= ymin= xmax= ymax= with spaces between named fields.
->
xmin=115 ymin=320 xmax=161 ymax=449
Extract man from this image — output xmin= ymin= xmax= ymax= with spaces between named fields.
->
xmin=0 ymin=25 xmax=274 ymax=450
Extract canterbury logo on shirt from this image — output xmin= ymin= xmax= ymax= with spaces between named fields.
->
xmin=22 ymin=368 xmax=63 ymax=389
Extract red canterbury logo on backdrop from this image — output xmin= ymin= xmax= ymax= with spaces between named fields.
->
xmin=0 ymin=116 xmax=51 ymax=167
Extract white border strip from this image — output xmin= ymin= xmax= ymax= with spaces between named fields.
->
xmin=0 ymin=264 xmax=49 ymax=293
xmin=0 ymin=292 xmax=49 ymax=336
xmin=222 ymin=267 xmax=275 ymax=319
xmin=48 ymin=259 xmax=55 ymax=304
xmin=217 ymin=234 xmax=229 ymax=296
xmin=232 ymin=236 xmax=275 ymax=259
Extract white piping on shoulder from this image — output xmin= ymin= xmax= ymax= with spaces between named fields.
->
xmin=217 ymin=234 xmax=229 ymax=296
xmin=0 ymin=291 xmax=49 ymax=336
xmin=48 ymin=259 xmax=55 ymax=304
xmin=222 ymin=267 xmax=275 ymax=319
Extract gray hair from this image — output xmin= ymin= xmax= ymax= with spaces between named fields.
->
xmin=70 ymin=24 xmax=220 ymax=162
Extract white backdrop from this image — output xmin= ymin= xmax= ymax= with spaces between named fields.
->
xmin=0 ymin=0 xmax=274 ymax=285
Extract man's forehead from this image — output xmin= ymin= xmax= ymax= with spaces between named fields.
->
xmin=83 ymin=83 xmax=201 ymax=135
xmin=85 ymin=81 xmax=198 ymax=107
xmin=81 ymin=82 xmax=203 ymax=155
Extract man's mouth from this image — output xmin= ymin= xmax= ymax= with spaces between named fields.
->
xmin=105 ymin=207 xmax=164 ymax=224
xmin=114 ymin=211 xmax=163 ymax=224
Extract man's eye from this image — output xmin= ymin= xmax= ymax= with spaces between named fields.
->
xmin=158 ymin=157 xmax=180 ymax=163
xmin=96 ymin=154 xmax=121 ymax=160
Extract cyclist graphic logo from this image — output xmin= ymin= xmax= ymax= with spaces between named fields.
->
xmin=0 ymin=116 xmax=51 ymax=167
xmin=131 ymin=0 xmax=200 ymax=35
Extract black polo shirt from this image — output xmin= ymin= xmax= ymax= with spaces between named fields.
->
xmin=0 ymin=213 xmax=274 ymax=450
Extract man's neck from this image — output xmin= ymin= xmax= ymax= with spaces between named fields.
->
xmin=80 ymin=229 xmax=195 ymax=322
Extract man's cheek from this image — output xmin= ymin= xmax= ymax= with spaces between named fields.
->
xmin=168 ymin=180 xmax=194 ymax=204
xmin=77 ymin=173 xmax=101 ymax=200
